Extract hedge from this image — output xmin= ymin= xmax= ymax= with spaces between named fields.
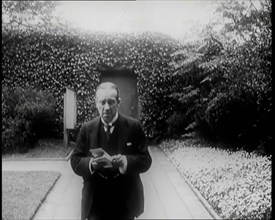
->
xmin=2 ymin=29 xmax=182 ymax=141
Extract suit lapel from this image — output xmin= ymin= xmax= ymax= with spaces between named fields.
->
xmin=117 ymin=114 xmax=129 ymax=153
xmin=89 ymin=117 xmax=100 ymax=150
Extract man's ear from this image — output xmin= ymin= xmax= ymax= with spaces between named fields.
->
xmin=118 ymin=97 xmax=121 ymax=104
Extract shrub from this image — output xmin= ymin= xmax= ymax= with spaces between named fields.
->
xmin=2 ymin=86 xmax=57 ymax=153
xmin=166 ymin=111 xmax=192 ymax=137
xmin=2 ymin=86 xmax=22 ymax=153
xmin=165 ymin=0 xmax=272 ymax=154
xmin=169 ymin=35 xmax=271 ymax=153
xmin=204 ymin=88 xmax=257 ymax=143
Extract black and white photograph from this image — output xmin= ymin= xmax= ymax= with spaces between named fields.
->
xmin=2 ymin=1 xmax=272 ymax=220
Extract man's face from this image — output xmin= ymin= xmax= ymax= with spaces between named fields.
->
xmin=96 ymin=88 xmax=119 ymax=123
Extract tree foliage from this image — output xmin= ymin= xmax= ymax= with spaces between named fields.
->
xmin=2 ymin=1 xmax=62 ymax=30
xmin=2 ymin=1 xmax=75 ymax=44
xmin=168 ymin=0 xmax=271 ymax=153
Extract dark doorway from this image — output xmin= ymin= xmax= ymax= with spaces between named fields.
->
xmin=99 ymin=69 xmax=138 ymax=118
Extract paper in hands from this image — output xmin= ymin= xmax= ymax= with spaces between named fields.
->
xmin=89 ymin=148 xmax=113 ymax=168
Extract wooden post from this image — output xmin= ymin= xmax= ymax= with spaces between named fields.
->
xmin=63 ymin=93 xmax=69 ymax=147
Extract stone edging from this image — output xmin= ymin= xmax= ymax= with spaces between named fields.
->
xmin=31 ymin=172 xmax=61 ymax=219
xmin=161 ymin=148 xmax=221 ymax=220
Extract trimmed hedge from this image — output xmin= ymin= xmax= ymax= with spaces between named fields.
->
xmin=2 ymin=30 xmax=182 ymax=141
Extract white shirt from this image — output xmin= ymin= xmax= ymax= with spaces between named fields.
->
xmin=101 ymin=112 xmax=118 ymax=134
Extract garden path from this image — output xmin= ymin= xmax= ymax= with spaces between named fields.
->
xmin=2 ymin=147 xmax=215 ymax=219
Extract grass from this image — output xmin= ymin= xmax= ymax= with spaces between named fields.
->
xmin=2 ymin=138 xmax=74 ymax=160
xmin=160 ymin=138 xmax=272 ymax=220
xmin=2 ymin=171 xmax=61 ymax=220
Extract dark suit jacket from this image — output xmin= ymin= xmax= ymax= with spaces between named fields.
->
xmin=70 ymin=113 xmax=152 ymax=220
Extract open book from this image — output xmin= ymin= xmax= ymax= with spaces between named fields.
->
xmin=89 ymin=148 xmax=113 ymax=168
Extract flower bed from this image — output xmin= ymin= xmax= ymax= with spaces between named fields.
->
xmin=160 ymin=139 xmax=271 ymax=220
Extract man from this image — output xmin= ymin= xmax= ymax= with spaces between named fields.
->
xmin=70 ymin=82 xmax=152 ymax=220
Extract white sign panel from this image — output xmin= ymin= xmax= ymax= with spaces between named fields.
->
xmin=64 ymin=87 xmax=77 ymax=129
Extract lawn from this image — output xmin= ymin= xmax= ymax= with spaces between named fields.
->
xmin=160 ymin=138 xmax=272 ymax=220
xmin=2 ymin=171 xmax=61 ymax=220
xmin=2 ymin=138 xmax=74 ymax=160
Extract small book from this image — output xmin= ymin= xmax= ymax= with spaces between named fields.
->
xmin=90 ymin=148 xmax=110 ymax=158
xmin=89 ymin=148 xmax=113 ymax=168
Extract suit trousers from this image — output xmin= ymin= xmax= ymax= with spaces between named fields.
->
xmin=87 ymin=211 xmax=134 ymax=220
xmin=87 ymin=174 xmax=135 ymax=220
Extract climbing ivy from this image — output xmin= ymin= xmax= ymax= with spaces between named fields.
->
xmin=2 ymin=29 xmax=181 ymax=140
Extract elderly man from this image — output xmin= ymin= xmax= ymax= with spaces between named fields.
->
xmin=70 ymin=82 xmax=152 ymax=220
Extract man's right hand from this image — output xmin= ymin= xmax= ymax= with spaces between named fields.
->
xmin=90 ymin=157 xmax=107 ymax=171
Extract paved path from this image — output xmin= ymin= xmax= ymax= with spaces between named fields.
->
xmin=2 ymin=147 xmax=214 ymax=219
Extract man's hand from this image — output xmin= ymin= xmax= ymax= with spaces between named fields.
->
xmin=90 ymin=158 xmax=106 ymax=171
xmin=111 ymin=154 xmax=125 ymax=168
xmin=91 ymin=160 xmax=106 ymax=170
xmin=93 ymin=154 xmax=112 ymax=169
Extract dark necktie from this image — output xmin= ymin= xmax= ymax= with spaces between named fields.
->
xmin=105 ymin=125 xmax=111 ymax=141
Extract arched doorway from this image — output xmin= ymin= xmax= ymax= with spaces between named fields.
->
xmin=99 ymin=68 xmax=138 ymax=118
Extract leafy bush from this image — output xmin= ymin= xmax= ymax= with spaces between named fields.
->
xmin=167 ymin=0 xmax=272 ymax=153
xmin=2 ymin=86 xmax=57 ymax=153
xmin=166 ymin=111 xmax=187 ymax=137
xmin=2 ymin=86 xmax=22 ymax=153
xmin=170 ymin=44 xmax=271 ymax=152
xmin=205 ymin=88 xmax=257 ymax=141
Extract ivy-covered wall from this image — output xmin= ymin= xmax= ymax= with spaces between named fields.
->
xmin=2 ymin=30 xmax=181 ymax=140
